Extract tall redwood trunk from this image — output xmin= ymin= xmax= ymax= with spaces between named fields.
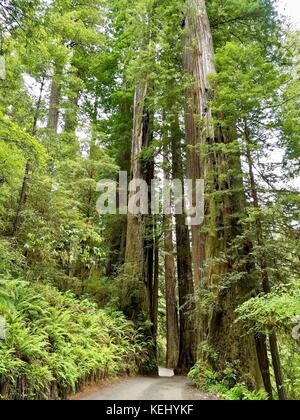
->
xmin=152 ymin=216 xmax=159 ymax=343
xmin=164 ymin=216 xmax=179 ymax=368
xmin=170 ymin=113 xmax=196 ymax=373
xmin=184 ymin=0 xmax=215 ymax=288
xmin=122 ymin=83 xmax=148 ymax=314
xmin=120 ymin=82 xmax=157 ymax=374
xmin=163 ymin=139 xmax=179 ymax=368
xmin=184 ymin=0 xmax=263 ymax=388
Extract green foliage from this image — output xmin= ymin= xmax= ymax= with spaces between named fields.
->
xmin=223 ymin=384 xmax=268 ymax=401
xmin=189 ymin=362 xmax=268 ymax=401
xmin=0 ymin=276 xmax=148 ymax=400
xmin=0 ymin=239 xmax=25 ymax=277
xmin=0 ymin=113 xmax=46 ymax=164
xmin=280 ymin=341 xmax=300 ymax=400
xmin=237 ymin=283 xmax=300 ymax=399
xmin=211 ymin=40 xmax=284 ymax=124
xmin=0 ymin=0 xmax=300 ymax=401
xmin=279 ymin=32 xmax=300 ymax=163
xmin=207 ymin=0 xmax=281 ymax=49
xmin=237 ymin=285 xmax=300 ymax=334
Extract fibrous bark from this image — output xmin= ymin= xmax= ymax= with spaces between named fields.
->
xmin=163 ymin=140 xmax=179 ymax=369
xmin=122 ymin=82 xmax=149 ymax=317
xmin=184 ymin=0 xmax=263 ymax=388
xmin=120 ymin=82 xmax=157 ymax=374
xmin=184 ymin=0 xmax=215 ymax=288
xmin=171 ymin=113 xmax=197 ymax=373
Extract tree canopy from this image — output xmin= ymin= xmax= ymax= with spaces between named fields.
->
xmin=0 ymin=0 xmax=299 ymax=401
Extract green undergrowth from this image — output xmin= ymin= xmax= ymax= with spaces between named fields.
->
xmin=0 ymin=277 xmax=149 ymax=400
xmin=188 ymin=362 xmax=268 ymax=401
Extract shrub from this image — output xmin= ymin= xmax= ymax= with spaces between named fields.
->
xmin=188 ymin=362 xmax=268 ymax=401
xmin=0 ymin=277 xmax=148 ymax=400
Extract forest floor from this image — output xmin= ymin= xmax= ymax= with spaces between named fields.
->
xmin=72 ymin=368 xmax=218 ymax=401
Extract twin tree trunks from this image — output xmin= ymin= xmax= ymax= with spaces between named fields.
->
xmin=11 ymin=0 xmax=287 ymax=400
xmin=9 ymin=0 xmax=289 ymax=400
xmin=115 ymin=0 xmax=286 ymax=398
xmin=183 ymin=0 xmax=264 ymax=388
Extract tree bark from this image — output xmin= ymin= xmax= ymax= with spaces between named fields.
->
xmin=120 ymin=82 xmax=157 ymax=374
xmin=47 ymin=62 xmax=63 ymax=132
xmin=122 ymin=83 xmax=148 ymax=316
xmin=163 ymin=141 xmax=179 ymax=368
xmin=170 ymin=113 xmax=196 ymax=373
xmin=106 ymin=217 xmax=127 ymax=277
xmin=164 ymin=215 xmax=180 ymax=369
xmin=184 ymin=0 xmax=263 ymax=388
xmin=255 ymin=334 xmax=273 ymax=399
xmin=152 ymin=217 xmax=159 ymax=342
xmin=184 ymin=0 xmax=215 ymax=288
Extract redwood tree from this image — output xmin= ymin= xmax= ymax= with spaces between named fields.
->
xmin=184 ymin=0 xmax=264 ymax=387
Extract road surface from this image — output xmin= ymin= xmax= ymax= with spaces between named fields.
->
xmin=73 ymin=368 xmax=217 ymax=401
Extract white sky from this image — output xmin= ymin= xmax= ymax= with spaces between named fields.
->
xmin=278 ymin=0 xmax=300 ymax=28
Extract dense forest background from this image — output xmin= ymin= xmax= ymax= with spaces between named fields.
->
xmin=0 ymin=0 xmax=299 ymax=400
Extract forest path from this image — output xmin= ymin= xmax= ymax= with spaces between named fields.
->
xmin=73 ymin=368 xmax=217 ymax=400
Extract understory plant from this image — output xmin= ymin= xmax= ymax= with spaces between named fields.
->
xmin=0 ymin=277 xmax=149 ymax=400
xmin=188 ymin=362 xmax=268 ymax=401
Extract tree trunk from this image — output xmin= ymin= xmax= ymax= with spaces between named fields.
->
xmin=170 ymin=113 xmax=196 ymax=373
xmin=152 ymin=217 xmax=159 ymax=342
xmin=269 ymin=333 xmax=287 ymax=400
xmin=120 ymin=82 xmax=157 ymax=374
xmin=184 ymin=0 xmax=263 ymax=388
xmin=47 ymin=63 xmax=63 ymax=132
xmin=106 ymin=217 xmax=127 ymax=277
xmin=164 ymin=215 xmax=179 ymax=368
xmin=163 ymin=141 xmax=179 ymax=368
xmin=13 ymin=77 xmax=45 ymax=236
xmin=122 ymin=83 xmax=148 ymax=315
xmin=184 ymin=0 xmax=215 ymax=288
xmin=245 ymin=124 xmax=287 ymax=400
xmin=255 ymin=334 xmax=273 ymax=399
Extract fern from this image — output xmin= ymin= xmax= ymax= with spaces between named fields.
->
xmin=0 ymin=277 xmax=145 ymax=400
